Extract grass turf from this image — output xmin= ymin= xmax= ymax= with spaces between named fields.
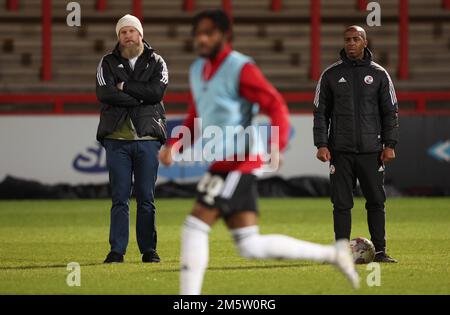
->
xmin=0 ymin=198 xmax=449 ymax=294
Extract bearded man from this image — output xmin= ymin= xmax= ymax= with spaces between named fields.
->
xmin=96 ymin=14 xmax=169 ymax=264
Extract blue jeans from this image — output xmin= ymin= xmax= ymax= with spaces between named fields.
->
xmin=104 ymin=139 xmax=161 ymax=255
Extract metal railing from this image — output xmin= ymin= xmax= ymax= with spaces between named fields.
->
xmin=1 ymin=92 xmax=449 ymax=115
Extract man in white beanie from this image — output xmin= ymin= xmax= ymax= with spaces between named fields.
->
xmin=96 ymin=14 xmax=169 ymax=264
xmin=115 ymin=14 xmax=144 ymax=60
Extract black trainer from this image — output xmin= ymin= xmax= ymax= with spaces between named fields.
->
xmin=374 ymin=252 xmax=398 ymax=263
xmin=104 ymin=251 xmax=124 ymax=263
xmin=142 ymin=250 xmax=161 ymax=263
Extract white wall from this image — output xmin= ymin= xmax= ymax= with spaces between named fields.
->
xmin=0 ymin=114 xmax=329 ymax=185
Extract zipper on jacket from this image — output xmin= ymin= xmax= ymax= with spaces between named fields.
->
xmin=153 ymin=117 xmax=167 ymax=139
xmin=352 ymin=64 xmax=362 ymax=153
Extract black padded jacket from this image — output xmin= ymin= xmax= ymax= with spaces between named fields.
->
xmin=96 ymin=41 xmax=168 ymax=144
xmin=313 ymin=48 xmax=399 ymax=153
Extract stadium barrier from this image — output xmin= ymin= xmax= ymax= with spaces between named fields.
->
xmin=0 ymin=175 xmax=335 ymax=199
xmin=1 ymin=92 xmax=450 ymax=115
xmin=0 ymin=108 xmax=449 ymax=196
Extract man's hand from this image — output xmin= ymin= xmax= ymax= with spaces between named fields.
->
xmin=380 ymin=147 xmax=395 ymax=163
xmin=269 ymin=144 xmax=284 ymax=170
xmin=316 ymin=147 xmax=331 ymax=162
xmin=159 ymin=145 xmax=173 ymax=167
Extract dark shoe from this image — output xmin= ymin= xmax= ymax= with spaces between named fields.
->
xmin=374 ymin=252 xmax=398 ymax=263
xmin=142 ymin=250 xmax=161 ymax=263
xmin=104 ymin=251 xmax=124 ymax=263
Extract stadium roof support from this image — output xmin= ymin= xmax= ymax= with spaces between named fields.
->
xmin=399 ymin=0 xmax=410 ymax=80
xmin=310 ymin=0 xmax=321 ymax=81
xmin=6 ymin=0 xmax=18 ymax=11
xmin=443 ymin=0 xmax=450 ymax=9
xmin=357 ymin=0 xmax=368 ymax=11
xmin=96 ymin=0 xmax=107 ymax=11
xmin=271 ymin=0 xmax=282 ymax=11
xmin=183 ymin=0 xmax=195 ymax=12
xmin=41 ymin=0 xmax=52 ymax=81
xmin=133 ymin=0 xmax=143 ymax=21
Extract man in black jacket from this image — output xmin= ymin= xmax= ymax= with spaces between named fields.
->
xmin=313 ymin=26 xmax=399 ymax=263
xmin=96 ymin=14 xmax=168 ymax=263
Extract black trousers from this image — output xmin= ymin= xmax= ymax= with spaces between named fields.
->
xmin=330 ymin=151 xmax=387 ymax=252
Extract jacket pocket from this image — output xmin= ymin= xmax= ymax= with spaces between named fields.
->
xmin=99 ymin=105 xmax=124 ymax=133
xmin=132 ymin=104 xmax=168 ymax=143
xmin=96 ymin=106 xmax=125 ymax=142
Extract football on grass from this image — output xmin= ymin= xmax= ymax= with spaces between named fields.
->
xmin=349 ymin=237 xmax=376 ymax=264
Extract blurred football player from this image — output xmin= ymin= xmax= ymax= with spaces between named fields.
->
xmin=159 ymin=9 xmax=359 ymax=294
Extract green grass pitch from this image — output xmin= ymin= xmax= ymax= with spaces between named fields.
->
xmin=0 ymin=198 xmax=449 ymax=294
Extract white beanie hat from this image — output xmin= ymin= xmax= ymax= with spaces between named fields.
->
xmin=116 ymin=14 xmax=143 ymax=38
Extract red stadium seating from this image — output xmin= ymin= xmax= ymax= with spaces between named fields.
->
xmin=1 ymin=0 xmax=450 ymax=113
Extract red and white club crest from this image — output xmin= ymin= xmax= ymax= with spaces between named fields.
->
xmin=364 ymin=75 xmax=374 ymax=84
xmin=330 ymin=164 xmax=336 ymax=175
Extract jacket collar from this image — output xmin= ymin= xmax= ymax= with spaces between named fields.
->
xmin=340 ymin=47 xmax=372 ymax=66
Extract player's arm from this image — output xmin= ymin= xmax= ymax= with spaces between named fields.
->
xmin=96 ymin=57 xmax=142 ymax=107
xmin=378 ymin=71 xmax=399 ymax=150
xmin=239 ymin=63 xmax=290 ymax=154
xmin=159 ymin=93 xmax=197 ymax=166
xmin=313 ymin=71 xmax=333 ymax=162
xmin=122 ymin=54 xmax=169 ymax=105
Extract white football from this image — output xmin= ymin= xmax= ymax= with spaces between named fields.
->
xmin=349 ymin=237 xmax=376 ymax=264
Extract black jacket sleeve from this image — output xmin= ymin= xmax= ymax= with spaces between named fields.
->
xmin=123 ymin=53 xmax=168 ymax=105
xmin=96 ymin=57 xmax=142 ymax=107
xmin=313 ymin=72 xmax=333 ymax=148
xmin=378 ymin=71 xmax=399 ymax=148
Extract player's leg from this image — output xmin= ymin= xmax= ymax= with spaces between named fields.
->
xmin=227 ymin=211 xmax=333 ymax=261
xmin=221 ymin=172 xmax=335 ymax=262
xmin=330 ymin=151 xmax=356 ymax=241
xmin=180 ymin=203 xmax=221 ymax=295
xmin=180 ymin=170 xmax=225 ymax=295
xmin=226 ymin=212 xmax=359 ymax=289
xmin=355 ymin=153 xmax=396 ymax=262
xmin=223 ymin=171 xmax=359 ymax=289
xmin=104 ymin=140 xmax=133 ymax=261
xmin=355 ymin=152 xmax=386 ymax=252
xmin=133 ymin=140 xmax=161 ymax=261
